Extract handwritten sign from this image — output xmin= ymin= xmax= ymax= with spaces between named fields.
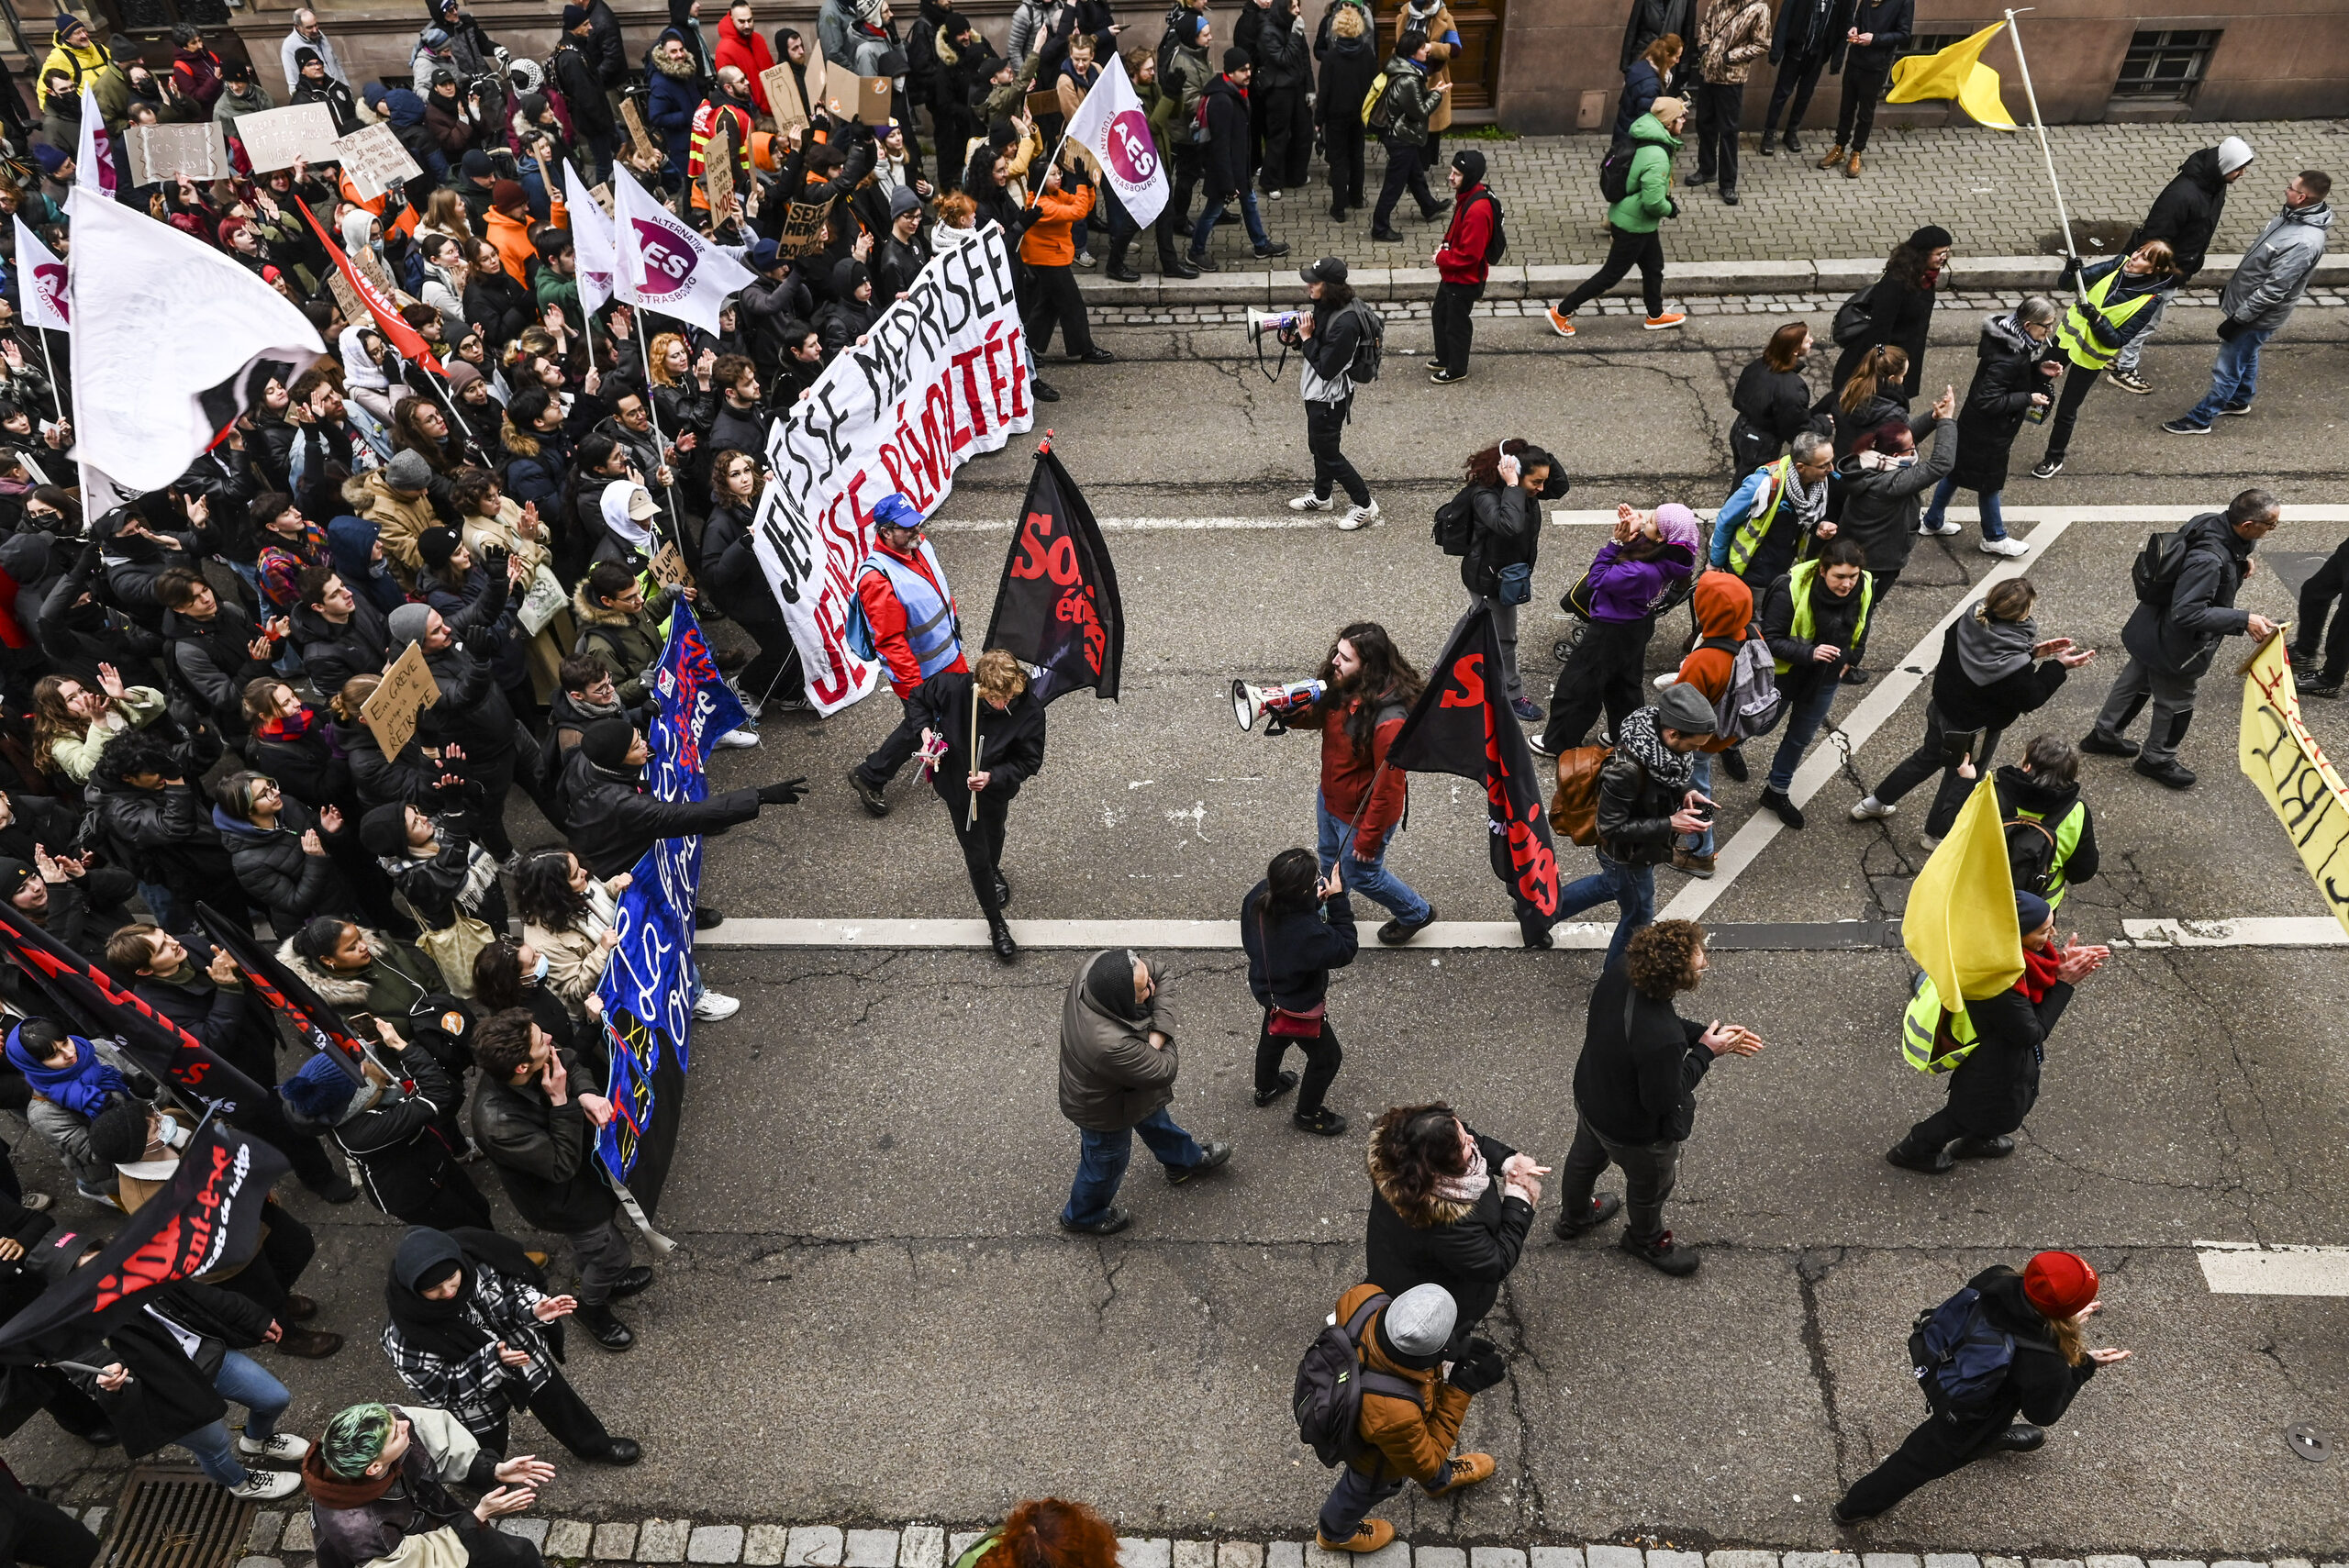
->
xmin=701 ymin=122 xmax=737 ymax=218
xmin=126 ymin=121 xmax=227 ymax=184
xmin=761 ymin=62 xmax=807 ymax=136
xmin=777 ymin=198 xmax=829 ymax=258
xmin=2239 ymin=634 xmax=2349 ymax=937
xmin=229 ymin=103 xmax=340 ymax=172
xmin=650 ymin=541 xmax=693 ymax=591
xmin=324 ymin=269 xmax=365 ymax=328
xmin=620 ymin=97 xmax=657 ymax=164
xmin=1027 ymin=88 xmax=1063 ymax=121
xmin=364 ymin=639 xmax=441 ymax=759
xmin=331 ymin=122 xmax=421 ymax=199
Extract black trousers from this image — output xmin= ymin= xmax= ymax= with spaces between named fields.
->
xmin=1431 ymin=281 xmax=1483 ymax=375
xmin=1870 ymin=701 xmax=2003 ymax=839
xmin=1261 ymin=85 xmax=1312 ymax=191
xmin=0 ymin=1486 xmax=100 ymax=1568
xmin=457 ymin=1521 xmax=542 ymax=1568
xmin=1324 ymin=117 xmax=1366 ymax=210
xmin=216 ymin=1202 xmax=315 ymax=1317
xmin=2039 ymin=357 xmax=2100 ymax=462
xmin=232 ymin=1097 xmax=345 ymax=1197
xmin=1305 ymin=395 xmax=1369 ymax=507
xmin=389 ymin=1166 xmax=496 ymax=1231
xmin=1832 ymin=57 xmax=1890 ymax=150
xmin=1255 ymin=1009 xmax=1342 ymax=1117
xmin=855 ymin=696 xmax=929 ymax=790
xmin=465 ymin=747 xmax=519 ymax=861
xmin=472 ymin=1367 xmax=618 ymax=1462
xmin=1762 ymin=50 xmax=1830 ymax=135
xmin=2294 ymin=534 xmax=2349 ymax=682
xmin=1372 ymin=139 xmax=1433 ymax=228
xmin=1839 ymin=1407 xmax=2017 ymax=1518
xmin=934 ymin=780 xmax=1009 ymax=921
xmin=1691 ymin=80 xmax=1745 ymax=191
xmin=1022 ymin=262 xmax=1096 ymax=358
xmin=1543 ymin=616 xmax=1654 ymax=752
xmin=1169 ymin=145 xmax=1206 ymax=237
xmin=1559 ymin=226 xmax=1665 ymax=318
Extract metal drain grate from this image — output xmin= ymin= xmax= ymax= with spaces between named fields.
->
xmin=101 ymin=1465 xmax=260 ymax=1568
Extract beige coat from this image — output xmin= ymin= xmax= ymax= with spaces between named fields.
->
xmin=357 ymin=471 xmax=439 ymax=589
xmin=523 ymin=873 xmax=624 ymax=1007
xmin=1395 ymin=2 xmax=1459 ymax=131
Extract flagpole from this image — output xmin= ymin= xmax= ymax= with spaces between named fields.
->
xmin=967 ymin=681 xmax=981 ymax=828
xmin=631 ymin=306 xmax=686 ymax=550
xmin=2003 ymin=8 xmax=2079 ymax=281
xmin=424 ymin=371 xmax=491 ymax=468
xmin=36 ymin=327 xmax=66 ymax=422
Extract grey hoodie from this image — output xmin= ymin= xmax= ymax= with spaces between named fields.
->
xmin=2221 ymin=201 xmax=2333 ymax=332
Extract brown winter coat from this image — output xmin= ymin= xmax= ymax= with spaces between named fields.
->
xmin=1393 ymin=3 xmax=1458 ymax=130
xmin=1332 ymin=1282 xmax=1473 ymax=1485
xmin=1056 ymin=951 xmax=1182 ymax=1132
xmin=357 ymin=471 xmax=440 ymax=589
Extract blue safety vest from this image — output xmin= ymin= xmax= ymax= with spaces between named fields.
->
xmin=857 ymin=539 xmax=962 ymax=678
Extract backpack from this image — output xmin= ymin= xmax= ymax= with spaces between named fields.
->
xmin=2130 ymin=528 xmax=2199 ymax=605
xmin=1548 ymin=744 xmax=1619 ymax=846
xmin=1467 ymin=189 xmax=1506 ymax=264
xmin=1696 ymin=621 xmax=1786 ymax=741
xmin=1431 ymin=484 xmax=1476 ymax=557
xmin=1831 ymin=282 xmax=1880 ymax=347
xmin=1189 ymin=93 xmax=1213 ymax=144
xmin=1907 ymin=1287 xmax=2051 ymax=1419
xmin=2003 ymin=809 xmax=2061 ymax=896
xmin=1293 ymin=1290 xmax=1422 ymax=1467
xmin=1597 ymin=134 xmax=1635 ymax=203
xmin=1343 ymin=299 xmax=1384 ymax=383
xmin=1362 ymin=70 xmax=1392 ymax=130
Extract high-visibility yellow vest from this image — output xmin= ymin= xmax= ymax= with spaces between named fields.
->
xmin=1724 ymin=455 xmax=1795 ymax=577
xmin=2055 ymin=266 xmax=2161 ymax=371
xmin=2005 ymin=796 xmax=2087 ymax=908
xmin=1772 ymin=558 xmax=1874 ymax=676
xmin=1902 ymin=970 xmax=1979 ymax=1074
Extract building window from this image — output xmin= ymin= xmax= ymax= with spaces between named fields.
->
xmin=2113 ymin=28 xmax=2221 ymax=100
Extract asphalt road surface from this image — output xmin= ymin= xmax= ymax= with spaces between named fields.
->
xmin=13 ymin=300 xmax=2349 ymax=1555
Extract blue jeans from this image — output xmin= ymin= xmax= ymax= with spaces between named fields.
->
xmin=177 ymin=1350 xmax=290 ymax=1488
xmin=2183 ymin=325 xmax=2277 ymax=426
xmin=1765 ymin=674 xmax=1841 ymax=794
xmin=1920 ymin=475 xmax=2007 ymax=540
xmin=1554 ymin=849 xmax=1655 ymax=972
xmin=1316 ymin=792 xmax=1430 ymax=924
xmin=1062 ymin=1107 xmax=1207 ymax=1226
xmin=1686 ymin=751 xmax=1715 ymax=857
xmin=1191 ymin=185 xmax=1268 ymax=253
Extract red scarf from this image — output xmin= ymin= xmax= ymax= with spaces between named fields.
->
xmin=260 ymin=705 xmax=319 ymax=742
xmin=2016 ymin=942 xmax=2063 ymax=1003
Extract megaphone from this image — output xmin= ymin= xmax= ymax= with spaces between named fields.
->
xmin=1232 ymin=677 xmax=1325 ymax=733
xmin=1245 ymin=309 xmax=1303 ymax=345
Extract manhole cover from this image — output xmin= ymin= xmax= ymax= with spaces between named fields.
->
xmin=2288 ymin=1423 xmax=2332 ymax=1462
xmin=103 ymin=1464 xmax=260 ymax=1568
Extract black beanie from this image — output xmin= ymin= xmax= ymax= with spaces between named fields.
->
xmin=1223 ymin=46 xmax=1252 ymax=72
xmin=88 ymin=1100 xmax=152 ymax=1166
xmin=417 ymin=526 xmax=461 ymax=571
xmin=579 ymin=717 xmax=638 ymax=771
xmin=360 ymin=802 xmax=412 ymax=859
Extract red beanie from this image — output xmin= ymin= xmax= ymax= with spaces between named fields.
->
xmin=2022 ymin=1251 xmax=2099 ymax=1319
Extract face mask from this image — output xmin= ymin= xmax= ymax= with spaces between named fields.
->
xmin=531 ymin=951 xmax=550 ymax=983
xmin=155 ymin=1114 xmax=192 ymax=1150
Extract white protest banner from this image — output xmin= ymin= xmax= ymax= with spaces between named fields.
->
xmin=126 ymin=121 xmax=228 ymax=185
xmin=1063 ymin=54 xmax=1166 ymax=227
xmin=562 ymin=159 xmax=615 ymax=315
xmin=751 ymin=223 xmax=1034 ymax=717
xmin=331 ymin=122 xmax=420 ymax=198
xmin=75 ymin=85 xmax=117 ymax=198
xmin=229 ymin=103 xmax=339 ymax=172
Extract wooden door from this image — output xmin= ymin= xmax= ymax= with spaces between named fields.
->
xmin=1375 ymin=0 xmax=1505 ymax=121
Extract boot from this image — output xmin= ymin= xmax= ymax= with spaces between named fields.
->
xmin=1950 ymin=1135 xmax=2015 ymax=1159
xmin=272 ymin=1325 xmax=344 ymax=1359
xmin=988 ymin=917 xmax=1019 ymax=962
xmin=1553 ymin=1192 xmax=1623 ymax=1238
xmin=1758 ymin=126 xmax=1778 ymax=156
xmin=1843 ymin=150 xmax=1862 ymax=179
xmin=1990 ymin=1423 xmax=2047 ymax=1452
xmin=1885 ymin=1135 xmax=1955 ymax=1174
xmin=577 ymin=1303 xmax=636 ymax=1351
xmin=1782 ymin=128 xmax=1802 ymax=153
xmin=1106 ymin=235 xmax=1140 ymax=284
xmin=1815 ymin=141 xmax=1845 ymax=169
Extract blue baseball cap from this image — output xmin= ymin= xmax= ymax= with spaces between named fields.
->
xmin=871 ymin=493 xmax=924 ymax=533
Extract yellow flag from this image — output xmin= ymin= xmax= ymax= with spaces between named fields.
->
xmin=1887 ymin=22 xmax=2018 ymax=130
xmin=2238 ymin=633 xmax=2349 ymax=938
xmin=1902 ymin=774 xmax=2024 ymax=1004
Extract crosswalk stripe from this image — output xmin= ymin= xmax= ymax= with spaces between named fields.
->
xmin=2197 ymin=1241 xmax=2349 ymax=1295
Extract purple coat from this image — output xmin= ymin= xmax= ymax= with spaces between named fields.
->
xmin=1586 ymin=539 xmax=1696 ymax=623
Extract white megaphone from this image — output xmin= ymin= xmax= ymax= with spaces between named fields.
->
xmin=1245 ymin=309 xmax=1303 ymax=345
xmin=1231 ymin=677 xmax=1325 ymax=733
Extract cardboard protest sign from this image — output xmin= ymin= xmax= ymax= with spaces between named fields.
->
xmin=702 ymin=129 xmax=737 ymax=219
xmin=229 ymin=103 xmax=340 ymax=172
xmin=332 ymin=122 xmax=421 ymax=199
xmin=650 ymin=541 xmax=693 ymax=591
xmin=1027 ymin=89 xmax=1063 ymax=121
xmin=620 ymin=97 xmax=657 ymax=162
xmin=823 ymin=74 xmax=891 ymax=125
xmin=777 ymin=198 xmax=829 ymax=258
xmin=324 ymin=268 xmax=365 ymax=328
xmin=363 ymin=639 xmax=440 ymax=758
xmin=762 ymin=62 xmax=807 ymax=135
xmin=126 ymin=122 xmax=227 ymax=184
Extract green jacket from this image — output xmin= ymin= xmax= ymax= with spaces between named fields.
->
xmin=1607 ymin=112 xmax=1680 ymax=235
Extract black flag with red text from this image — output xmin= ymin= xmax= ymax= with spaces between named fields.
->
xmin=0 ymin=906 xmax=271 ymax=1110
xmin=0 ymin=1115 xmax=289 ymax=1360
xmin=984 ymin=442 xmax=1124 ymax=705
xmin=1386 ymin=606 xmax=1561 ymax=936
xmin=197 ymin=904 xmax=370 ymax=1084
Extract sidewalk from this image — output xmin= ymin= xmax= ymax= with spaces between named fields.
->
xmin=1097 ymin=117 xmax=2349 ymax=305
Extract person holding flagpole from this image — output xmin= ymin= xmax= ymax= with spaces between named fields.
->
xmin=907 ymin=649 xmax=1048 ymax=962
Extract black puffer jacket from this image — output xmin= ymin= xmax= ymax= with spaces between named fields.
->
xmin=560 ymin=746 xmax=763 ymax=879
xmin=1463 ymin=482 xmax=1541 ymax=598
xmin=1240 ymin=882 xmax=1357 ymax=1011
xmin=1364 ymin=1122 xmax=1531 ymax=1352
xmin=1951 ymin=314 xmax=2060 ymax=495
xmin=1942 ymin=973 xmax=2072 ymax=1136
xmin=292 ymin=598 xmax=392 ymax=700
xmin=1200 ymin=72 xmax=1254 ymax=195
xmin=217 ymin=799 xmax=360 ymax=936
xmin=1937 ymin=1264 xmax=2099 ymax=1438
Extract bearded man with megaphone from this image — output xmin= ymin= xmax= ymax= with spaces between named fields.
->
xmin=1291 ymin=622 xmax=1438 ymax=948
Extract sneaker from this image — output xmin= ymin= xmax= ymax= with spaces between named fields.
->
xmin=1263 ymin=186 xmax=1282 ymax=200
xmin=2105 ymin=369 xmax=2152 ymax=395
xmin=1510 ymin=697 xmax=1542 ymax=722
xmin=1186 ymin=250 xmax=1219 ymax=272
xmin=1429 ymin=367 xmax=1467 ymax=384
xmin=2162 ymin=417 xmax=2212 ymax=436
xmin=2306 ymin=679 xmax=2344 ymax=700
xmin=2031 ymin=455 xmax=2065 ymax=479
xmin=18 ymin=1192 xmax=50 ymax=1211
xmin=1527 ymin=731 xmax=1554 ymax=755
xmin=73 ymin=1180 xmax=117 ymax=1206
xmin=694 ymin=990 xmax=742 ymax=1021
xmin=1338 ymin=499 xmax=1381 ymax=531
xmin=1553 ymin=1192 xmax=1623 ymax=1238
xmin=1293 ymin=1106 xmax=1351 ymax=1137
xmin=1377 ymin=904 xmax=1437 ymax=945
xmin=1074 ymin=250 xmax=1097 ymax=268
xmin=1849 ymin=795 xmax=1896 ymax=821
xmin=1166 ymin=1140 xmax=1233 ymax=1185
xmin=1253 ymin=240 xmax=1292 ymax=259
xmin=1979 ymin=535 xmax=2032 ymax=557
xmin=1315 ymin=1522 xmax=1397 ymax=1555
xmin=1253 ymin=1069 xmax=1299 ymax=1107
xmin=1642 ymin=312 xmax=1687 ymax=330
xmin=1059 ymin=1206 xmax=1131 ymax=1236
xmin=2219 ymin=400 xmax=2252 ymax=417
xmin=227 ymin=1472 xmax=302 ymax=1502
xmin=1671 ymin=850 xmax=1715 ymax=878
xmin=1919 ymin=517 xmax=1964 ymax=537
xmin=2079 ymin=728 xmax=2140 ymax=758
xmin=1918 ymin=832 xmax=1942 ymax=851
xmin=1546 ymin=306 xmax=1576 ymax=337
xmin=236 ymin=1432 xmax=312 ymax=1462
xmin=716 ymin=728 xmax=760 ymax=749
xmin=1619 ymin=1229 xmax=1700 ymax=1276
xmin=1288 ymin=492 xmax=1337 ymax=512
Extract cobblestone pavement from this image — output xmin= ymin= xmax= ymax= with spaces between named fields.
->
xmin=1092 ymin=286 xmax=2349 ymax=327
xmin=1164 ymin=118 xmax=2349 ymax=273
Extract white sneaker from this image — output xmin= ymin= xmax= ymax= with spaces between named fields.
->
xmin=237 ymin=1432 xmax=312 ymax=1462
xmin=1979 ymin=535 xmax=2031 ymax=558
xmin=1919 ymin=832 xmax=1943 ymax=851
xmin=716 ymin=728 xmax=761 ymax=749
xmin=1338 ymin=499 xmax=1381 ymax=531
xmin=1849 ymin=795 xmax=1897 ymax=821
xmin=1919 ymin=518 xmax=1964 ymax=537
xmin=694 ymin=990 xmax=742 ymax=1021
xmin=736 ymin=692 xmax=764 ymax=720
xmin=228 ymin=1471 xmax=302 ymax=1502
xmin=1288 ymin=493 xmax=1336 ymax=512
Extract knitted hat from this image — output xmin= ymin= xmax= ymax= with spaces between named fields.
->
xmin=359 ymin=802 xmax=412 ymax=858
xmin=2016 ymin=889 xmax=2054 ymax=934
xmin=490 ymin=179 xmax=529 ymax=214
xmin=88 ymin=1100 xmax=152 ymax=1166
xmin=1906 ymin=224 xmax=1954 ymax=252
xmin=747 ymin=237 xmax=783 ymax=271
xmin=2215 ymin=136 xmax=2254 ymax=176
xmin=888 ymin=183 xmax=923 ymax=219
xmin=444 ymin=361 xmax=484 ymax=392
xmin=578 ymin=717 xmax=638 ymax=770
xmin=1646 ymin=95 xmax=1687 ymax=123
xmin=1450 ymin=147 xmax=1485 ymax=185
xmin=461 ymin=148 xmax=494 ymax=179
xmin=32 ymin=145 xmax=66 ymax=177
xmin=384 ymin=449 xmax=433 ymax=491
xmin=2021 ymin=1250 xmax=2098 ymax=1319
xmin=1382 ymin=1284 xmax=1457 ymax=1358
xmin=417 ymin=525 xmax=461 ymax=570
xmin=1176 ymin=11 xmax=1206 ymax=42
xmin=321 ymin=1403 xmax=397 ymax=1479
xmin=282 ymin=1051 xmax=359 ymax=1121
xmin=562 ymin=4 xmax=592 ymax=28
xmin=386 ymin=602 xmax=436 ymax=651
xmin=363 ymin=82 xmax=388 ymax=110
xmin=295 ymin=46 xmax=322 ymax=68
xmin=1223 ymin=45 xmax=1252 ymax=71
xmin=1653 ymin=681 xmax=1718 ymax=737
xmin=0 ymin=859 xmax=37 ymax=905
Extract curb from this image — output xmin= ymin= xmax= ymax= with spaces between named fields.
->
xmin=214 ymin=1513 xmax=2349 ymax=1568
xmin=1085 ymin=253 xmax=2349 ymax=307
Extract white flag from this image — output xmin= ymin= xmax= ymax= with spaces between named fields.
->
xmin=74 ymin=86 xmax=117 ymax=199
xmin=69 ymin=193 xmax=324 ymax=495
xmin=15 ymin=218 xmax=68 ymax=331
xmin=1063 ymin=55 xmax=1167 ymax=228
xmin=611 ymin=166 xmax=755 ymax=338
xmin=563 ymin=159 xmax=615 ymax=317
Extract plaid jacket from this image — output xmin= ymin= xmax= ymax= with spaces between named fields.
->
xmin=380 ymin=1262 xmax=554 ymax=1431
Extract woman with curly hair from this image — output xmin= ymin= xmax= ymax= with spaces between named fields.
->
xmin=1364 ymin=1100 xmax=1544 ymax=1353
xmin=1553 ymin=917 xmax=1764 ymax=1276
xmin=1306 ymin=622 xmax=1433 ymax=946
xmin=513 ymin=847 xmax=629 ymax=1012
xmin=30 ymin=665 xmax=167 ymax=784
xmin=952 ymin=1499 xmax=1120 ymax=1568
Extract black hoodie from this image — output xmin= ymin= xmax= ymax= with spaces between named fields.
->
xmin=1993 ymin=763 xmax=2099 ymax=895
xmin=2127 ymin=147 xmax=2230 ymax=281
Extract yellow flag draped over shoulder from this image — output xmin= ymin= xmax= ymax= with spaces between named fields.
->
xmin=1903 ymin=774 xmax=2025 ymax=1003
xmin=2238 ymin=633 xmax=2349 ymax=937
xmin=1887 ymin=21 xmax=2018 ymax=130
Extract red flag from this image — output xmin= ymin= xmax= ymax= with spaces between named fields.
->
xmin=294 ymin=195 xmax=443 ymax=373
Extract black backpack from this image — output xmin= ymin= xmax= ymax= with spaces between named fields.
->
xmin=1597 ymin=135 xmax=1635 ymax=203
xmin=1293 ymin=1291 xmax=1422 ymax=1466
xmin=1907 ymin=1287 xmax=2052 ymax=1421
xmin=2130 ymin=528 xmax=2199 ymax=605
xmin=1468 ymin=189 xmax=1506 ymax=264
xmin=1431 ymin=484 xmax=1477 ymax=556
xmin=1344 ymin=299 xmax=1384 ymax=383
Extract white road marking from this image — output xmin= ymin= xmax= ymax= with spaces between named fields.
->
xmin=2197 ymin=1241 xmax=2349 ymax=1295
xmin=2122 ymin=917 xmax=2349 ymax=948
xmin=699 ymin=918 xmax=1623 ymax=950
xmin=1657 ymin=517 xmax=2076 ymax=923
xmin=920 ymin=505 xmax=2349 ymax=535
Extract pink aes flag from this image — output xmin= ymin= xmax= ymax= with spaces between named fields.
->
xmin=1063 ymin=54 xmax=1167 ymax=228
xmin=611 ymin=164 xmax=755 ymax=338
xmin=14 ymin=218 xmax=68 ymax=329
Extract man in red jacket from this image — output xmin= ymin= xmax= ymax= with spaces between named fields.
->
xmin=1310 ymin=622 xmax=1434 ymax=945
xmin=847 ymin=494 xmax=968 ymax=817
xmin=713 ymin=1 xmax=777 ymax=116
xmin=1429 ymin=148 xmax=1497 ymax=385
